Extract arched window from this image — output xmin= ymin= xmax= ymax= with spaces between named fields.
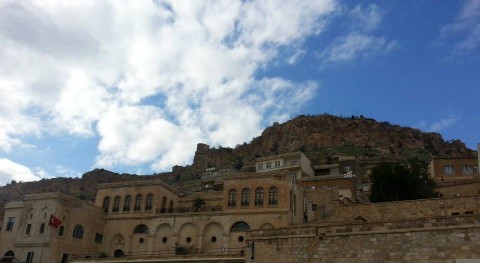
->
xmin=112 ymin=196 xmax=121 ymax=212
xmin=269 ymin=187 xmax=278 ymax=205
xmin=145 ymin=194 xmax=153 ymax=210
xmin=133 ymin=224 xmax=149 ymax=234
xmin=255 ymin=188 xmax=264 ymax=206
xmin=228 ymin=189 xmax=236 ymax=207
xmin=102 ymin=196 xmax=110 ymax=212
xmin=231 ymin=221 xmax=250 ymax=232
xmin=241 ymin=188 xmax=250 ymax=206
xmin=169 ymin=200 xmax=174 ymax=213
xmin=134 ymin=194 xmax=142 ymax=211
xmin=4 ymin=250 xmax=14 ymax=258
xmin=73 ymin=224 xmax=84 ymax=239
xmin=123 ymin=195 xmax=131 ymax=212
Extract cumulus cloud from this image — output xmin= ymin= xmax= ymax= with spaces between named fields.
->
xmin=317 ymin=4 xmax=396 ymax=65
xmin=0 ymin=0 xmax=336 ymax=171
xmin=441 ymin=0 xmax=480 ymax=53
xmin=0 ymin=159 xmax=43 ymax=185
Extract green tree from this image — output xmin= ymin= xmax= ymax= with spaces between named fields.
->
xmin=369 ymin=161 xmax=439 ymax=202
xmin=193 ymin=197 xmax=206 ymax=209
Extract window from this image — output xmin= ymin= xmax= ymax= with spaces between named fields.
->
xmin=5 ymin=217 xmax=15 ymax=231
xmin=241 ymin=188 xmax=250 ymax=206
xmin=269 ymin=187 xmax=278 ymax=205
xmin=123 ymin=195 xmax=131 ymax=212
xmin=255 ymin=188 xmax=264 ymax=206
xmin=312 ymin=204 xmax=317 ymax=211
xmin=134 ymin=194 xmax=142 ymax=211
xmin=291 ymin=172 xmax=297 ymax=180
xmin=443 ymin=165 xmax=454 ymax=175
xmin=145 ymin=194 xmax=153 ymax=210
xmin=102 ymin=196 xmax=110 ymax=212
xmin=344 ymin=166 xmax=352 ymax=172
xmin=95 ymin=233 xmax=103 ymax=243
xmin=231 ymin=221 xmax=250 ymax=232
xmin=133 ymin=224 xmax=149 ymax=234
xmin=257 ymin=163 xmax=263 ymax=170
xmin=160 ymin=197 xmax=168 ymax=213
xmin=26 ymin=252 xmax=34 ymax=263
xmin=266 ymin=162 xmax=271 ymax=169
xmin=291 ymin=160 xmax=298 ymax=165
xmin=228 ymin=189 xmax=237 ymax=207
xmin=73 ymin=225 xmax=84 ymax=239
xmin=462 ymin=165 xmax=473 ymax=175
xmin=39 ymin=223 xmax=45 ymax=234
xmin=58 ymin=225 xmax=65 ymax=236
xmin=25 ymin=224 xmax=32 ymax=235
xmin=112 ymin=196 xmax=121 ymax=212
xmin=274 ymin=160 xmax=281 ymax=167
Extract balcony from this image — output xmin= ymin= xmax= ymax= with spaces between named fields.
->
xmin=156 ymin=206 xmax=222 ymax=214
xmin=71 ymin=247 xmax=246 ymax=262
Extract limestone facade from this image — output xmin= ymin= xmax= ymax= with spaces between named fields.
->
xmin=0 ymin=192 xmax=104 ymax=263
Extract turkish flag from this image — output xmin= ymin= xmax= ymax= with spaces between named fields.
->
xmin=48 ymin=214 xmax=62 ymax=228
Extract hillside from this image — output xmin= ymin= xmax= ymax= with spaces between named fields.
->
xmin=0 ymin=114 xmax=475 ymax=205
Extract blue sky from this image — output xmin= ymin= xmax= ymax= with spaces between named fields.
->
xmin=0 ymin=0 xmax=479 ymax=185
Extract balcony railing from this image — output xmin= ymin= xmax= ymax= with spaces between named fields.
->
xmin=156 ymin=206 xmax=222 ymax=214
xmin=71 ymin=247 xmax=246 ymax=261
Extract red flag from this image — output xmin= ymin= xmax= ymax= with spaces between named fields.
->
xmin=48 ymin=214 xmax=62 ymax=228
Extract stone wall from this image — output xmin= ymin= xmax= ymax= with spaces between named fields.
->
xmin=247 ymin=214 xmax=480 ymax=263
xmin=330 ymin=196 xmax=480 ymax=223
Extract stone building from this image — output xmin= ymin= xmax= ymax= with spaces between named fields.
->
xmin=2 ymin=151 xmax=480 ymax=263
xmin=430 ymin=157 xmax=478 ymax=182
xmin=0 ymin=193 xmax=104 ymax=263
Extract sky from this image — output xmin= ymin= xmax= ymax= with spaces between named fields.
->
xmin=0 ymin=0 xmax=479 ymax=186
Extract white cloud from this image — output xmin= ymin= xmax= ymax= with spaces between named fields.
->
xmin=317 ymin=4 xmax=396 ymax=66
xmin=429 ymin=115 xmax=459 ymax=132
xmin=0 ymin=0 xmax=337 ymax=172
xmin=319 ymin=33 xmax=396 ymax=64
xmin=441 ymin=0 xmax=480 ymax=53
xmin=0 ymin=159 xmax=42 ymax=186
xmin=416 ymin=115 xmax=460 ymax=133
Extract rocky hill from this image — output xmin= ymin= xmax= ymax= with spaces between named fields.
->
xmin=0 ymin=114 xmax=475 ymax=205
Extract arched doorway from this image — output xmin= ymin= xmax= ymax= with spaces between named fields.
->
xmin=114 ymin=249 xmax=124 ymax=257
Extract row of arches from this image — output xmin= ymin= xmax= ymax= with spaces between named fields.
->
xmin=108 ymin=221 xmax=273 ymax=256
xmin=102 ymin=194 xmax=174 ymax=214
xmin=228 ymin=187 xmax=278 ymax=207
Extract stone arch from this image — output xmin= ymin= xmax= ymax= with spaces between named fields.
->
xmin=202 ymin=222 xmax=224 ymax=252
xmin=353 ymin=215 xmax=368 ymax=222
xmin=40 ymin=207 xmax=52 ymax=220
xmin=154 ymin=223 xmax=175 ymax=252
xmin=258 ymin=223 xmax=274 ymax=230
xmin=4 ymin=250 xmax=15 ymax=258
xmin=26 ymin=208 xmax=35 ymax=220
xmin=228 ymin=221 xmax=250 ymax=249
xmin=113 ymin=249 xmax=125 ymax=257
xmin=178 ymin=223 xmax=197 ymax=247
xmin=133 ymin=224 xmax=149 ymax=234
